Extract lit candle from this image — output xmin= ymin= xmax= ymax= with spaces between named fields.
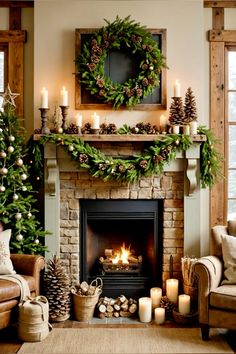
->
xmin=190 ymin=121 xmax=198 ymax=135
xmin=150 ymin=287 xmax=162 ymax=309
xmin=174 ymin=80 xmax=181 ymax=97
xmin=183 ymin=125 xmax=190 ymax=135
xmin=166 ymin=279 xmax=179 ymax=303
xmin=178 ymin=294 xmax=191 ymax=315
xmin=40 ymin=87 xmax=48 ymax=108
xmin=91 ymin=112 xmax=100 ymax=129
xmin=154 ymin=307 xmax=165 ymax=324
xmin=172 ymin=125 xmax=180 ymax=134
xmin=60 ymin=86 xmax=68 ymax=106
xmin=160 ymin=115 xmax=168 ymax=133
xmin=75 ymin=113 xmax=83 ymax=127
xmin=138 ymin=297 xmax=152 ymax=323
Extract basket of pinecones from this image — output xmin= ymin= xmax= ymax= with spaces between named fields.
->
xmin=71 ymin=278 xmax=103 ymax=322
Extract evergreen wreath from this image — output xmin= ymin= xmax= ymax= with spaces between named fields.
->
xmin=32 ymin=127 xmax=222 ymax=188
xmin=76 ymin=16 xmax=166 ymax=109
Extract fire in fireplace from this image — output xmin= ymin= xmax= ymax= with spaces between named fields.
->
xmin=80 ymin=200 xmax=163 ymax=298
xmin=99 ymin=243 xmax=143 ymax=274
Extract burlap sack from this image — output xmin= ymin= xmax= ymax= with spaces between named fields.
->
xmin=18 ymin=296 xmax=52 ymax=342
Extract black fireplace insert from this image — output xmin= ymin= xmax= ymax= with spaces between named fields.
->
xmin=80 ymin=200 xmax=163 ymax=298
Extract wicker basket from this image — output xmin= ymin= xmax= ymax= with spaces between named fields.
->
xmin=172 ymin=309 xmax=198 ymax=325
xmin=72 ymin=278 xmax=102 ymax=322
xmin=72 ymin=292 xmax=100 ymax=321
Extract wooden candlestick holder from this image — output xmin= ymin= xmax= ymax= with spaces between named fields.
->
xmin=39 ymin=108 xmax=50 ymax=135
xmin=60 ymin=105 xmax=69 ymax=131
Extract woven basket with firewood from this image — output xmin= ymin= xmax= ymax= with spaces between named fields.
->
xmin=71 ymin=278 xmax=103 ymax=322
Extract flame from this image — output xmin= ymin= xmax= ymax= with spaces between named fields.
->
xmin=111 ymin=243 xmax=131 ymax=264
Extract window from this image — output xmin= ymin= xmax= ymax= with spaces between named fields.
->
xmin=226 ymin=48 xmax=236 ymax=220
xmin=0 ymin=45 xmax=7 ymax=93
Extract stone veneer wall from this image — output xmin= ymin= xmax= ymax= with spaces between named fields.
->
xmin=59 ymin=169 xmax=184 ymax=287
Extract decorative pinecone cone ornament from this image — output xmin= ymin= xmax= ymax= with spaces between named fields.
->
xmin=160 ymin=296 xmax=176 ymax=318
xmin=99 ymin=123 xmax=108 ymax=134
xmin=144 ymin=123 xmax=159 ymax=134
xmin=139 ymin=160 xmax=148 ymax=170
xmin=44 ymin=256 xmax=71 ymax=322
xmin=34 ymin=128 xmax=41 ymax=134
xmin=183 ymin=87 xmax=198 ymax=124
xmin=169 ymin=97 xmax=184 ymax=126
xmin=65 ymin=123 xmax=78 ymax=134
xmin=79 ymin=153 xmax=89 ymax=164
xmin=81 ymin=122 xmax=92 ymax=134
xmin=107 ymin=123 xmax=117 ymax=134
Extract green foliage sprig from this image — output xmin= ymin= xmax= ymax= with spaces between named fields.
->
xmin=36 ymin=128 xmax=222 ymax=189
xmin=198 ymin=126 xmax=224 ymax=188
xmin=76 ymin=16 xmax=166 ymax=109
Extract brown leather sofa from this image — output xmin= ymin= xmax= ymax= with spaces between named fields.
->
xmin=194 ymin=220 xmax=236 ymax=340
xmin=0 ymin=254 xmax=45 ymax=330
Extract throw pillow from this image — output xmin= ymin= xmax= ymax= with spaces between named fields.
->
xmin=0 ymin=229 xmax=15 ymax=274
xmin=221 ymin=234 xmax=236 ymax=285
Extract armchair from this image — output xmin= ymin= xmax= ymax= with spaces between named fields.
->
xmin=194 ymin=220 xmax=236 ymax=340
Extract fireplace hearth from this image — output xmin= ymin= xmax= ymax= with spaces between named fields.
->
xmin=80 ymin=200 xmax=163 ymax=298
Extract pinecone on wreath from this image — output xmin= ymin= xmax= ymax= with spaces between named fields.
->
xmin=169 ymin=97 xmax=184 ymax=126
xmin=183 ymin=87 xmax=198 ymax=124
xmin=44 ymin=256 xmax=71 ymax=322
xmin=160 ymin=296 xmax=176 ymax=318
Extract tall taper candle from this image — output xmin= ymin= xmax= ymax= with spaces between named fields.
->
xmin=174 ymin=80 xmax=181 ymax=97
xmin=60 ymin=86 xmax=68 ymax=106
xmin=40 ymin=87 xmax=48 ymax=108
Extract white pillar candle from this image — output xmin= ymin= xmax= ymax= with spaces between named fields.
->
xmin=150 ymin=287 xmax=162 ymax=309
xmin=60 ymin=86 xmax=68 ymax=106
xmin=91 ymin=112 xmax=100 ymax=129
xmin=75 ymin=113 xmax=83 ymax=127
xmin=40 ymin=87 xmax=48 ymax=108
xmin=172 ymin=125 xmax=180 ymax=134
xmin=154 ymin=307 xmax=165 ymax=324
xmin=174 ymin=80 xmax=181 ymax=97
xmin=178 ymin=294 xmax=191 ymax=315
xmin=166 ymin=279 xmax=179 ymax=303
xmin=160 ymin=115 xmax=168 ymax=133
xmin=138 ymin=297 xmax=152 ymax=323
xmin=183 ymin=125 xmax=190 ymax=135
xmin=190 ymin=121 xmax=198 ymax=135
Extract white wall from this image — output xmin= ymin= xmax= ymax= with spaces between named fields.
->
xmin=34 ymin=0 xmax=205 ymax=129
xmin=0 ymin=8 xmax=9 ymax=30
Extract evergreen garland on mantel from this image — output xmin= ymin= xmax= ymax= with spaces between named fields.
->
xmin=35 ymin=126 xmax=222 ymax=188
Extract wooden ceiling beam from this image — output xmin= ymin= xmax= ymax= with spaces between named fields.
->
xmin=0 ymin=1 xmax=33 ymax=7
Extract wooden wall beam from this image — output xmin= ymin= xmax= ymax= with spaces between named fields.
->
xmin=0 ymin=1 xmax=33 ymax=7
xmin=209 ymin=29 xmax=236 ymax=41
xmin=210 ymin=42 xmax=226 ymax=226
xmin=204 ymin=0 xmax=236 ymax=7
xmin=9 ymin=7 xmax=21 ymax=30
xmin=0 ymin=30 xmax=26 ymax=43
xmin=8 ymin=42 xmax=24 ymax=117
xmin=213 ymin=8 xmax=224 ymax=29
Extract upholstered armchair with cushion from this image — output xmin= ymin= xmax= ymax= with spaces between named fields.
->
xmin=194 ymin=220 xmax=236 ymax=340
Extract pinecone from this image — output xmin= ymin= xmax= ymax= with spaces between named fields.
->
xmin=144 ymin=123 xmax=159 ymax=134
xmin=65 ymin=123 xmax=78 ymax=134
xmin=169 ymin=97 xmax=184 ymax=126
xmin=183 ymin=87 xmax=198 ymax=124
xmin=160 ymin=296 xmax=176 ymax=318
xmin=139 ymin=160 xmax=148 ymax=170
xmin=117 ymin=164 xmax=126 ymax=173
xmin=99 ymin=123 xmax=108 ymax=134
xmin=34 ymin=128 xmax=41 ymax=134
xmin=81 ymin=123 xmax=92 ymax=134
xmin=107 ymin=123 xmax=117 ymax=134
xmin=79 ymin=153 xmax=89 ymax=164
xmin=44 ymin=256 xmax=71 ymax=322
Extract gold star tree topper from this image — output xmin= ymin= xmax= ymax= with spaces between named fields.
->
xmin=0 ymin=84 xmax=20 ymax=109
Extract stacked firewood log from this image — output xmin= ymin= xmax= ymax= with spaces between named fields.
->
xmin=96 ymin=294 xmax=137 ymax=319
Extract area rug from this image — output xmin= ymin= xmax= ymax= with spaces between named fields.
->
xmin=18 ymin=327 xmax=233 ymax=354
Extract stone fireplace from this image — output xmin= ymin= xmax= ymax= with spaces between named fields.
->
xmin=43 ymin=136 xmax=203 ymax=296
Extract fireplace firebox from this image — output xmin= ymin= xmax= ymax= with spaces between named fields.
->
xmin=80 ymin=200 xmax=163 ymax=298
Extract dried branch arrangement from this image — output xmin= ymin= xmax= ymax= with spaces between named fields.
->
xmin=181 ymin=256 xmax=198 ymax=287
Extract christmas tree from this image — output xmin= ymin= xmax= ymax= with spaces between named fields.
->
xmin=169 ymin=97 xmax=184 ymax=126
xmin=183 ymin=87 xmax=198 ymax=123
xmin=0 ymin=88 xmax=47 ymax=255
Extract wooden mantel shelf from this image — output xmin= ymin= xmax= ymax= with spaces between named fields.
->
xmin=34 ymin=133 xmax=206 ymax=143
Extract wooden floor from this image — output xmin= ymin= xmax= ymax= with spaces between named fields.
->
xmin=0 ymin=319 xmax=235 ymax=354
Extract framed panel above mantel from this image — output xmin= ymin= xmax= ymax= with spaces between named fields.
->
xmin=75 ymin=28 xmax=167 ymax=111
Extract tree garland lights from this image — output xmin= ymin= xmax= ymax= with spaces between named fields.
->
xmin=36 ymin=126 xmax=222 ymax=188
xmin=76 ymin=16 xmax=166 ymax=109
